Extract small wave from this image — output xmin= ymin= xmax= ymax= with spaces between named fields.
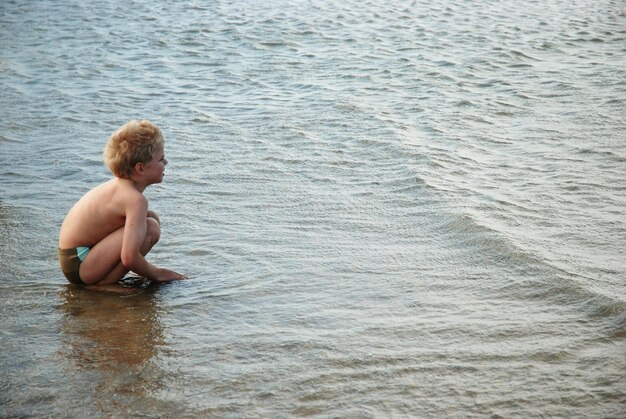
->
xmin=507 ymin=63 xmax=533 ymax=68
xmin=454 ymin=99 xmax=474 ymax=107
xmin=438 ymin=210 xmax=626 ymax=325
xmin=257 ymin=41 xmax=289 ymax=48
xmin=575 ymin=148 xmax=626 ymax=162
xmin=509 ymin=49 xmax=540 ymax=61
xmin=0 ymin=135 xmax=24 ymax=143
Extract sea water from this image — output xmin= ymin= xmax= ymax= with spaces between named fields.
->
xmin=1 ymin=0 xmax=624 ymax=417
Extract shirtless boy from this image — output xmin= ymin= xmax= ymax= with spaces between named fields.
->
xmin=58 ymin=120 xmax=186 ymax=285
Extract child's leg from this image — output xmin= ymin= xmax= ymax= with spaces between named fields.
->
xmin=79 ymin=217 xmax=161 ymax=285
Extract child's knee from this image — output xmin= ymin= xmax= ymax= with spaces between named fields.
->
xmin=147 ymin=217 xmax=161 ymax=244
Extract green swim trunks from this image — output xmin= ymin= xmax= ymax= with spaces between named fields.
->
xmin=58 ymin=247 xmax=90 ymax=284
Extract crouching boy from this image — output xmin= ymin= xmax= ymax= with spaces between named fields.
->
xmin=58 ymin=119 xmax=186 ymax=285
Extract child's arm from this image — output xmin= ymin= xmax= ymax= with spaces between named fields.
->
xmin=121 ymin=195 xmax=184 ymax=282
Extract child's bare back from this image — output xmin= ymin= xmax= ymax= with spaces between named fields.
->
xmin=58 ymin=120 xmax=186 ymax=286
xmin=60 ymin=179 xmax=138 ymax=249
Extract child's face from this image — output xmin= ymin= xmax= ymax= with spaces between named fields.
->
xmin=144 ymin=144 xmax=167 ymax=184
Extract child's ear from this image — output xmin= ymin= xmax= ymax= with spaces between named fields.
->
xmin=134 ymin=162 xmax=145 ymax=175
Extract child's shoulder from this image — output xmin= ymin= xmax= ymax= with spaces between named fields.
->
xmin=105 ymin=178 xmax=147 ymax=202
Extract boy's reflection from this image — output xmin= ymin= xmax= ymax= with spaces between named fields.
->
xmin=58 ymin=283 xmax=163 ymax=371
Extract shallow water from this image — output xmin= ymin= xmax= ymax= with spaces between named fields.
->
xmin=1 ymin=0 xmax=625 ymax=417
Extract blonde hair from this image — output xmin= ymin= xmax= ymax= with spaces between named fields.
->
xmin=103 ymin=119 xmax=164 ymax=179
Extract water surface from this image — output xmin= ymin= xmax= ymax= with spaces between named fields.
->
xmin=1 ymin=0 xmax=625 ymax=417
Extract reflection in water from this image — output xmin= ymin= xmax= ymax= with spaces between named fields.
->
xmin=58 ymin=284 xmax=163 ymax=371
xmin=56 ymin=284 xmax=182 ymax=417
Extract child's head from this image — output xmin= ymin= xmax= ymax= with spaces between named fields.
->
xmin=104 ymin=119 xmax=164 ymax=179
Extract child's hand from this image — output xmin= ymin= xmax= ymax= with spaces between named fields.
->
xmin=154 ymin=268 xmax=187 ymax=282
